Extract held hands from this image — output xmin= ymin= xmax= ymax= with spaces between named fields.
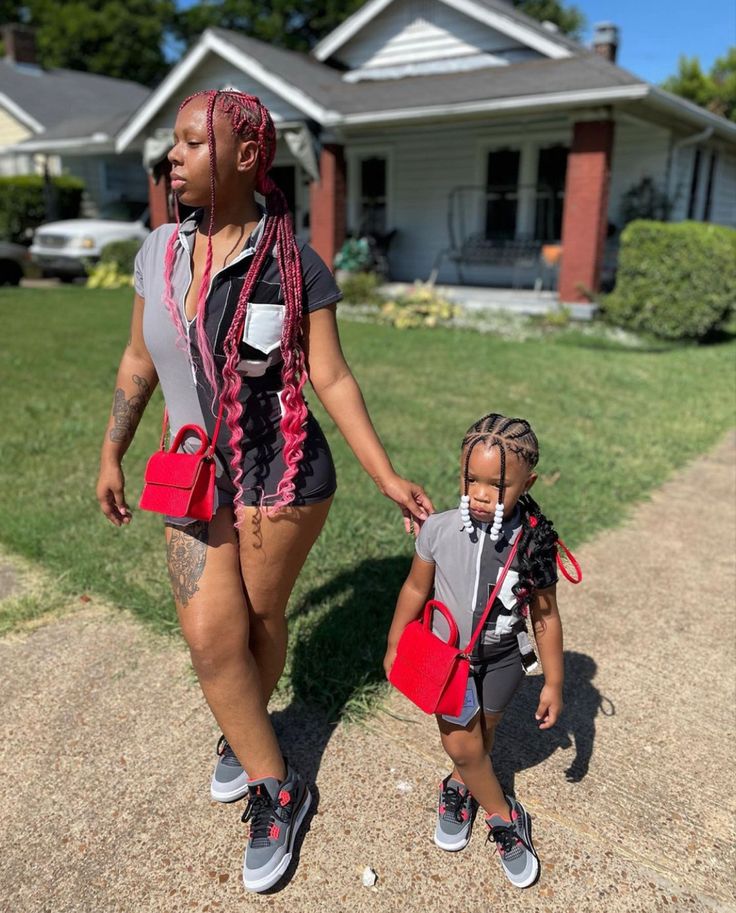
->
xmin=96 ymin=461 xmax=132 ymax=527
xmin=377 ymin=472 xmax=434 ymax=537
xmin=535 ymin=683 xmax=563 ymax=730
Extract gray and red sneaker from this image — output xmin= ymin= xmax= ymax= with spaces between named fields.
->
xmin=434 ymin=775 xmax=476 ymax=851
xmin=210 ymin=735 xmax=249 ymax=803
xmin=241 ymin=765 xmax=312 ymax=893
xmin=486 ymin=795 xmax=540 ymax=888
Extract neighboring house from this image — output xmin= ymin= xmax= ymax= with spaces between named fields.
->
xmin=0 ymin=24 xmax=150 ymax=216
xmin=114 ymin=0 xmax=736 ymax=302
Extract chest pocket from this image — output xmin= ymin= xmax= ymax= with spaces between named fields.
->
xmin=238 ymin=303 xmax=284 ymax=376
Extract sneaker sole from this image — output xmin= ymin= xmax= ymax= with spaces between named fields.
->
xmin=433 ymin=827 xmax=471 ymax=851
xmin=242 ymin=786 xmax=313 ymax=892
xmin=210 ymin=780 xmax=250 ymax=803
xmin=502 ymin=804 xmax=540 ymax=889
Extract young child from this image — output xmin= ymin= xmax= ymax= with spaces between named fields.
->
xmin=384 ymin=413 xmax=565 ymax=889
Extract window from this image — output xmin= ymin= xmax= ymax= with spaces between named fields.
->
xmin=358 ymin=155 xmax=387 ymax=235
xmin=687 ymin=147 xmax=703 ymax=219
xmin=535 ymin=144 xmax=568 ymax=241
xmin=703 ymin=152 xmax=718 ymax=222
xmin=485 ymin=148 xmax=520 ymax=240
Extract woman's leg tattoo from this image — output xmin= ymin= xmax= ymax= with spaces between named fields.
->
xmin=167 ymin=521 xmax=209 ymax=607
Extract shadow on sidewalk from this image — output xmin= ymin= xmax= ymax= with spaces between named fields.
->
xmin=493 ymin=650 xmax=615 ymax=793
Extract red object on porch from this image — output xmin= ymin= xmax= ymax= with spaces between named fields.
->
xmin=558 ymin=120 xmax=615 ymax=303
xmin=309 ymin=144 xmax=346 ymax=271
xmin=148 ymin=161 xmax=172 ymax=229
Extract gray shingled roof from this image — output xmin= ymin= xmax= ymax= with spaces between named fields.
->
xmin=211 ymin=27 xmax=644 ymax=116
xmin=0 ymin=58 xmax=149 ymax=133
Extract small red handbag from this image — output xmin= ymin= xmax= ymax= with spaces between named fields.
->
xmin=139 ymin=404 xmax=224 ymax=522
xmin=389 ymin=533 xmax=521 ymax=717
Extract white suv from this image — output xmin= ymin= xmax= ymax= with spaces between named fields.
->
xmin=30 ymin=201 xmax=150 ymax=281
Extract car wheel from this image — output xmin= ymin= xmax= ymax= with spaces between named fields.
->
xmin=59 ymin=274 xmax=77 ymax=284
xmin=0 ymin=260 xmax=22 ymax=286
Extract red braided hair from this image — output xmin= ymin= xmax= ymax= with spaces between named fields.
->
xmin=163 ymin=89 xmax=308 ymax=518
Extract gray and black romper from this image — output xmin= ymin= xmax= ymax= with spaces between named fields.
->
xmin=134 ymin=210 xmax=341 ymax=519
xmin=416 ymin=507 xmax=557 ymax=716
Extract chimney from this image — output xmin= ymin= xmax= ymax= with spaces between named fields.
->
xmin=2 ymin=24 xmax=38 ymax=66
xmin=593 ymin=22 xmax=619 ymax=63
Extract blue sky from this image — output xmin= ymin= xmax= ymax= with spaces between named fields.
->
xmin=175 ymin=1 xmax=735 ymax=85
xmin=574 ymin=0 xmax=735 ymax=84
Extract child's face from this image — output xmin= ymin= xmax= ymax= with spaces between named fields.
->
xmin=461 ymin=445 xmax=537 ymax=522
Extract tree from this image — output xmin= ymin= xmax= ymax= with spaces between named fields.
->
xmin=512 ymin=1 xmax=585 ymax=40
xmin=663 ymin=48 xmax=736 ymax=122
xmin=0 ymin=1 xmax=175 ymax=86
xmin=172 ymin=0 xmax=586 ymax=53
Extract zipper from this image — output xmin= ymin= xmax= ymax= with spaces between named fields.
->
xmin=471 ymin=521 xmax=487 ymax=623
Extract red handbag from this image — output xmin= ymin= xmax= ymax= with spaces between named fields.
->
xmin=389 ymin=533 xmax=521 ymax=717
xmin=139 ymin=404 xmax=224 ymax=522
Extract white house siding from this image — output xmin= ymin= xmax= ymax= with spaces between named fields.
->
xmin=337 ymin=0 xmax=538 ymax=73
xmin=345 ymin=116 xmax=570 ymax=284
xmin=607 ymin=119 xmax=671 ymax=228
xmin=710 ymin=150 xmax=736 ymax=228
xmin=64 ymin=153 xmax=147 ymax=216
xmin=148 ymin=53 xmax=306 ymax=130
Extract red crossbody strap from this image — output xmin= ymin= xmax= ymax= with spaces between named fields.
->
xmin=462 ymin=530 xmax=523 ymax=656
xmin=159 ymin=401 xmax=226 ymax=455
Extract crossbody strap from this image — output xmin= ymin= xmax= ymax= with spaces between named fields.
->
xmin=462 ymin=529 xmax=523 ymax=656
xmin=159 ymin=400 xmax=226 ymax=457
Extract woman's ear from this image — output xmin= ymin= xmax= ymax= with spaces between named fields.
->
xmin=237 ymin=139 xmax=259 ymax=174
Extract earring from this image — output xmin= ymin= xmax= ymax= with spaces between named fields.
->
xmin=459 ymin=494 xmax=473 ymax=534
xmin=489 ymin=501 xmax=505 ymax=541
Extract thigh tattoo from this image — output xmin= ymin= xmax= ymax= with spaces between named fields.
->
xmin=166 ymin=521 xmax=209 ymax=607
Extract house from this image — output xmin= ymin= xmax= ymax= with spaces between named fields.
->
xmin=0 ymin=24 xmax=150 ymax=215
xmin=114 ymin=0 xmax=736 ymax=302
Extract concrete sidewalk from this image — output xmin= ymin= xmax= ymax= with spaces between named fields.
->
xmin=1 ymin=433 xmax=734 ymax=913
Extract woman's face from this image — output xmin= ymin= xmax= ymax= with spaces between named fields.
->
xmin=460 ymin=444 xmax=536 ymax=522
xmin=167 ymin=97 xmax=258 ymax=208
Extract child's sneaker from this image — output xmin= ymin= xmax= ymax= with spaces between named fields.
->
xmin=486 ymin=795 xmax=540 ymax=888
xmin=434 ymin=775 xmax=476 ymax=851
xmin=241 ymin=765 xmax=312 ymax=893
xmin=210 ymin=735 xmax=249 ymax=802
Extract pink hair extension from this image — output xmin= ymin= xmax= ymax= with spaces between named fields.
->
xmin=164 ymin=89 xmax=309 ymax=518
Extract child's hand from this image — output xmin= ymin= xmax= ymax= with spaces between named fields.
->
xmin=535 ymin=683 xmax=563 ymax=729
xmin=383 ymin=643 xmax=398 ymax=679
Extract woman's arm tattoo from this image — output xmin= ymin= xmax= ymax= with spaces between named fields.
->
xmin=166 ymin=522 xmax=209 ymax=607
xmin=109 ymin=374 xmax=151 ymax=443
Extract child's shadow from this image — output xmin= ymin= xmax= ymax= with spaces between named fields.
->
xmin=493 ymin=651 xmax=614 ymax=793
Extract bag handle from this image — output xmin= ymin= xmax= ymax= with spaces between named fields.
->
xmin=159 ymin=400 xmax=225 ymax=459
xmin=423 ymin=599 xmax=460 ymax=646
xmin=462 ymin=530 xmax=522 ymax=656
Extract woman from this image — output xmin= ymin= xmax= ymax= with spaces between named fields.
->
xmin=96 ymin=90 xmax=432 ymax=893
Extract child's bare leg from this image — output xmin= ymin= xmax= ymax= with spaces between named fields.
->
xmin=437 ymin=712 xmax=509 ymax=819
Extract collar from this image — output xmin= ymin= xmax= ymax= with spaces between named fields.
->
xmin=177 ymin=205 xmax=268 ymax=256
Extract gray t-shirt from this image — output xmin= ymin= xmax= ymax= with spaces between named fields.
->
xmin=416 ymin=507 xmax=556 ymax=662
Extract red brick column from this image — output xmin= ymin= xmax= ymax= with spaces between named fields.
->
xmin=148 ymin=161 xmax=172 ymax=229
xmin=558 ymin=120 xmax=615 ymax=303
xmin=309 ymin=144 xmax=346 ymax=269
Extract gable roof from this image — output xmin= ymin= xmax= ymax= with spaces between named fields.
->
xmin=312 ymin=0 xmax=578 ymax=63
xmin=0 ymin=58 xmax=149 ymax=138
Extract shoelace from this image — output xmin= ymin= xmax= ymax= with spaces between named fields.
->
xmin=441 ymin=784 xmax=470 ymax=822
xmin=242 ymin=790 xmax=279 ymax=847
xmin=216 ymin=735 xmax=241 ymax=767
xmin=488 ymin=822 xmax=531 ymax=859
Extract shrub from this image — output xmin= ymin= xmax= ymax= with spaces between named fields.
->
xmin=99 ymin=238 xmax=142 ymax=275
xmin=0 ymin=176 xmax=84 ymax=244
xmin=380 ymin=283 xmax=461 ymax=329
xmin=603 ymin=220 xmax=736 ymax=340
xmin=334 ymin=236 xmax=373 ymax=272
xmin=86 ymin=261 xmax=134 ymax=290
xmin=338 ymin=270 xmax=383 ymax=306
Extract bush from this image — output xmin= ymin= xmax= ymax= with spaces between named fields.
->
xmin=334 ymin=236 xmax=373 ymax=272
xmin=99 ymin=238 xmax=142 ymax=274
xmin=603 ymin=220 xmax=736 ymax=340
xmin=0 ymin=176 xmax=84 ymax=244
xmin=86 ymin=261 xmax=134 ymax=290
xmin=338 ymin=270 xmax=383 ymax=305
xmin=380 ymin=283 xmax=461 ymax=329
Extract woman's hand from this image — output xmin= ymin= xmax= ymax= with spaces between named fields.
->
xmin=377 ymin=473 xmax=434 ymax=536
xmin=535 ymin=683 xmax=563 ymax=730
xmin=383 ymin=641 xmax=399 ymax=679
xmin=96 ymin=460 xmax=132 ymax=527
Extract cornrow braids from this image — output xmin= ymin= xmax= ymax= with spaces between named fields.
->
xmin=513 ymin=492 xmax=559 ymax=616
xmin=163 ymin=89 xmax=308 ymax=520
xmin=460 ymin=413 xmax=539 ymax=505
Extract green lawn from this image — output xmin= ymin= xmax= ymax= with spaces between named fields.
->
xmin=1 ymin=287 xmax=734 ymax=716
